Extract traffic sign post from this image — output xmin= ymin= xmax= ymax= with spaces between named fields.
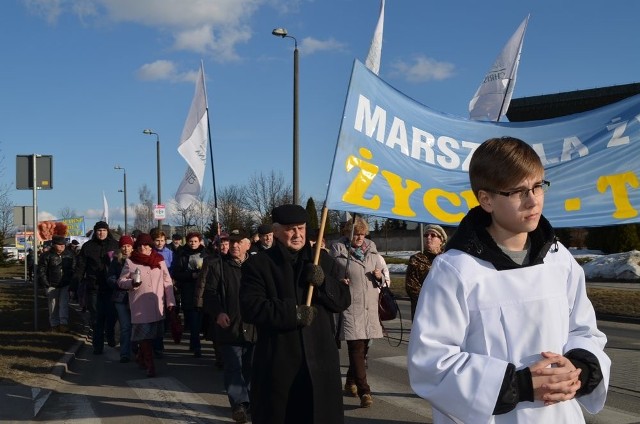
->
xmin=16 ymin=154 xmax=53 ymax=331
xmin=154 ymin=204 xmax=166 ymax=221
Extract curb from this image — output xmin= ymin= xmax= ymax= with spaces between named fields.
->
xmin=33 ymin=337 xmax=85 ymax=417
xmin=595 ymin=313 xmax=640 ymax=325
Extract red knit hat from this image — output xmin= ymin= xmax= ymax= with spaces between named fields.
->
xmin=134 ymin=233 xmax=154 ymax=249
xmin=119 ymin=235 xmax=134 ymax=248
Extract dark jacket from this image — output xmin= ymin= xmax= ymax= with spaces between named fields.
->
xmin=249 ymin=242 xmax=268 ymax=255
xmin=72 ymin=234 xmax=118 ymax=292
xmin=198 ymin=254 xmax=256 ymax=345
xmin=240 ymin=240 xmax=351 ymax=424
xmin=38 ymin=248 xmax=75 ymax=288
xmin=106 ymin=252 xmax=129 ymax=303
xmin=171 ymin=244 xmax=206 ymax=310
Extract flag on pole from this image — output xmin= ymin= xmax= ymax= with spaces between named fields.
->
xmin=468 ymin=15 xmax=529 ymax=122
xmin=102 ymin=191 xmax=109 ymax=224
xmin=365 ymin=0 xmax=385 ymax=75
xmin=176 ymin=62 xmax=209 ymax=209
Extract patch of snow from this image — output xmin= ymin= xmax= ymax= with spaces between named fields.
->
xmin=383 ymin=249 xmax=640 ymax=281
xmin=582 ymin=250 xmax=640 ymax=281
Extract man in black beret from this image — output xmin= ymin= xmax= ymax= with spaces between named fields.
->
xmin=239 ymin=204 xmax=351 ymax=424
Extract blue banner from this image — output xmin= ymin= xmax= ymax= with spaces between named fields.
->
xmin=325 ymin=60 xmax=640 ymax=227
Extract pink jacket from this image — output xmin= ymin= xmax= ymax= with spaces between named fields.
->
xmin=117 ymin=258 xmax=176 ymax=324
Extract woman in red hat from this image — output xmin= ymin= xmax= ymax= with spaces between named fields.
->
xmin=118 ymin=233 xmax=176 ymax=377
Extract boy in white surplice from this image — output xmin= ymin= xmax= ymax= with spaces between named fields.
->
xmin=408 ymin=137 xmax=610 ymax=424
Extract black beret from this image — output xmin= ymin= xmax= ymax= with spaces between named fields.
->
xmin=257 ymin=223 xmax=273 ymax=234
xmin=272 ymin=204 xmax=308 ymax=225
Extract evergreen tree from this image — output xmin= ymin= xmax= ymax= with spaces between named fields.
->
xmin=204 ymin=219 xmax=220 ymax=241
xmin=611 ymin=224 xmax=640 ymax=253
xmin=305 ymin=197 xmax=319 ymax=230
xmin=554 ymin=228 xmax=572 ymax=246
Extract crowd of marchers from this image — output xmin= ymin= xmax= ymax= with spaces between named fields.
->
xmin=30 ymin=204 xmax=398 ymax=423
xmin=30 ymin=136 xmax=613 ymax=424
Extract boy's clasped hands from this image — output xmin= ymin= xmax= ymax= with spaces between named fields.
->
xmin=530 ymin=351 xmax=582 ymax=406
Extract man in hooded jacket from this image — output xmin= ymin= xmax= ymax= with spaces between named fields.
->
xmin=73 ymin=221 xmax=119 ymax=354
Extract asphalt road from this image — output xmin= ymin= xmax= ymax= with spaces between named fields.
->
xmin=2 ymin=297 xmax=634 ymax=424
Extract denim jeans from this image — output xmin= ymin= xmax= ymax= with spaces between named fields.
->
xmin=184 ymin=308 xmax=202 ymax=353
xmin=93 ymin=291 xmax=117 ymax=351
xmin=114 ymin=301 xmax=132 ymax=359
xmin=46 ymin=286 xmax=70 ymax=327
xmin=346 ymin=339 xmax=371 ymax=396
xmin=220 ymin=343 xmax=254 ymax=407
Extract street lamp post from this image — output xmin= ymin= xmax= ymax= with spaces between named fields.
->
xmin=142 ymin=129 xmax=162 ymax=230
xmin=272 ymin=27 xmax=299 ymax=205
xmin=114 ymin=165 xmax=127 ymax=234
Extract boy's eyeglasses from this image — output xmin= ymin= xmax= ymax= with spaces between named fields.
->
xmin=424 ymin=233 xmax=441 ymax=239
xmin=486 ymin=180 xmax=550 ymax=201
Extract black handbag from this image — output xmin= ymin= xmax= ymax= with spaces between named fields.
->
xmin=378 ymin=286 xmax=398 ymax=321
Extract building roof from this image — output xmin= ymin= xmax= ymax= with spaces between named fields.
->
xmin=506 ymin=82 xmax=640 ymax=122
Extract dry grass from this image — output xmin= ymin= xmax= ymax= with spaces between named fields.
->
xmin=587 ymin=287 xmax=640 ymax=318
xmin=0 ymin=263 xmax=81 ymax=386
xmin=389 ymin=276 xmax=640 ymax=319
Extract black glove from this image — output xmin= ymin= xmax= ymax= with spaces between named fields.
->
xmin=304 ymin=264 xmax=325 ymax=287
xmin=296 ymin=305 xmax=317 ymax=327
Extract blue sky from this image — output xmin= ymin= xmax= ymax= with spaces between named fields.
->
xmin=2 ymin=0 xmax=639 ymax=231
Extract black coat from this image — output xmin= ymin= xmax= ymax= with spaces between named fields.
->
xmin=73 ymin=235 xmax=119 ymax=292
xmin=199 ymin=255 xmax=256 ymax=345
xmin=240 ymin=241 xmax=351 ymax=424
xmin=171 ymin=245 xmax=206 ymax=310
xmin=38 ymin=248 xmax=75 ymax=288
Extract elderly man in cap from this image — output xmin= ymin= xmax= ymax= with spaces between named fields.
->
xmin=197 ymin=229 xmax=256 ymax=423
xmin=405 ymin=223 xmax=447 ymax=320
xmin=249 ymin=223 xmax=273 ymax=254
xmin=168 ymin=233 xmax=183 ymax=253
xmin=73 ymin=221 xmax=119 ymax=354
xmin=39 ymin=235 xmax=76 ymax=332
xmin=240 ymin=204 xmax=351 ymax=424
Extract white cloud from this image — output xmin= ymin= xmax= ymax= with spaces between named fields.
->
xmin=389 ymin=54 xmax=455 ymax=83
xmin=136 ymin=60 xmax=199 ymax=83
xmin=23 ymin=0 xmax=263 ymax=62
xmin=38 ymin=210 xmax=58 ymax=221
xmin=299 ymin=36 xmax=347 ymax=56
xmin=23 ymin=0 xmax=64 ymax=24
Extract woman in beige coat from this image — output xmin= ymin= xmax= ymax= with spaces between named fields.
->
xmin=330 ymin=217 xmax=384 ymax=408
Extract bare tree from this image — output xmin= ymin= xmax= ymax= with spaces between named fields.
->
xmin=171 ymin=200 xmax=198 ymax=237
xmin=133 ymin=184 xmax=154 ymax=232
xmin=215 ymin=185 xmax=254 ymax=231
xmin=243 ymin=171 xmax=292 ymax=223
xmin=58 ymin=207 xmax=78 ymax=219
xmin=191 ymin=190 xmax=214 ymax=236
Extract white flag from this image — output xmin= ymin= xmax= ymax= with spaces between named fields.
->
xmin=102 ymin=191 xmax=109 ymax=224
xmin=365 ymin=0 xmax=385 ymax=75
xmin=176 ymin=62 xmax=209 ymax=209
xmin=469 ymin=15 xmax=529 ymax=122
